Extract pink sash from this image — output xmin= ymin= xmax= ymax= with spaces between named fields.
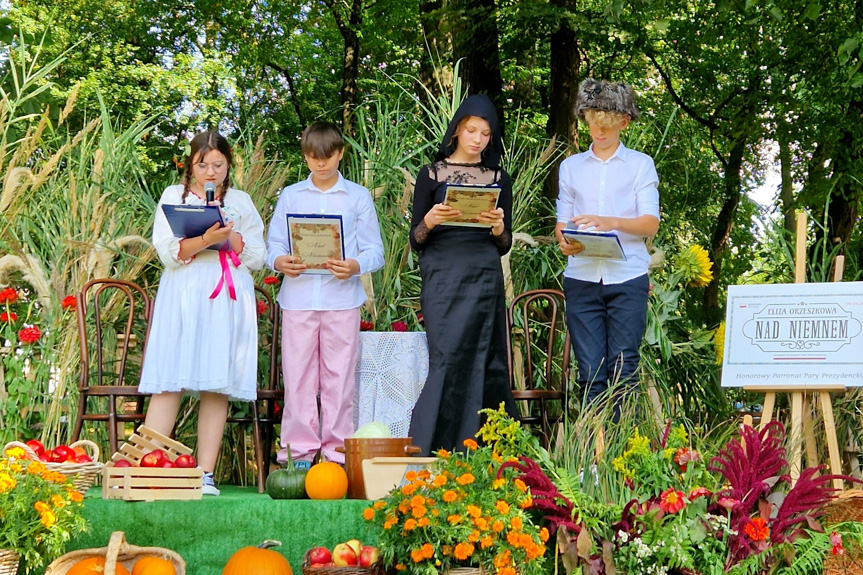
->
xmin=210 ymin=250 xmax=242 ymax=300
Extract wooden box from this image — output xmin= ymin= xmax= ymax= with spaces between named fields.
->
xmin=102 ymin=425 xmax=203 ymax=501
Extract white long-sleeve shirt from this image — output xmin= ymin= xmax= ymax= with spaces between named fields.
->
xmin=266 ymin=173 xmax=384 ymax=310
xmin=556 ymin=142 xmax=660 ymax=284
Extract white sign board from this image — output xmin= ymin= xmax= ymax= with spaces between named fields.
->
xmin=722 ymin=282 xmax=863 ymax=387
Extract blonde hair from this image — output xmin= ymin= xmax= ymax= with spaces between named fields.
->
xmin=584 ymin=109 xmax=629 ymax=128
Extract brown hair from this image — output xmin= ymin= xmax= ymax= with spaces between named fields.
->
xmin=583 ymin=109 xmax=630 ymax=128
xmin=300 ymin=122 xmax=345 ymax=159
xmin=181 ymin=131 xmax=233 ymax=205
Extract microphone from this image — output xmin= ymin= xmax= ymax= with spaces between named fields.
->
xmin=204 ymin=182 xmax=216 ymax=203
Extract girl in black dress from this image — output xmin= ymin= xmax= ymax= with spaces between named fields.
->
xmin=408 ymin=94 xmax=518 ymax=455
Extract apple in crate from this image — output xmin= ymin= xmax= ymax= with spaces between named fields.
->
xmin=359 ymin=546 xmax=380 ymax=568
xmin=308 ymin=547 xmax=332 ymax=565
xmin=174 ymin=454 xmax=197 ymax=468
xmin=345 ymin=539 xmax=362 ymax=556
xmin=140 ymin=449 xmax=168 ymax=467
xmin=161 ymin=459 xmax=175 ymax=468
xmin=332 ymin=543 xmax=358 ymax=566
xmin=112 ymin=459 xmax=132 ymax=468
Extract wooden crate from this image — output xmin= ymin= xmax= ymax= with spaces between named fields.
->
xmin=102 ymin=425 xmax=203 ymax=501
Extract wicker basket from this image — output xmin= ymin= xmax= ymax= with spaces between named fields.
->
xmin=44 ymin=531 xmax=185 ymax=575
xmin=3 ymin=440 xmax=103 ymax=493
xmin=302 ymin=549 xmax=384 ymax=575
xmin=822 ymin=489 xmax=863 ymax=575
xmin=0 ymin=550 xmax=19 ymax=575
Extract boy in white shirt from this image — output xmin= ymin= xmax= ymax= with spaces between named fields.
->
xmin=555 ymin=79 xmax=660 ymax=415
xmin=267 ymin=122 xmax=384 ymax=468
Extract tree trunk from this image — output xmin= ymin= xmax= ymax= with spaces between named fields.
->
xmin=825 ymin=98 xmax=863 ymax=247
xmin=325 ymin=0 xmax=364 ymax=135
xmin=778 ymin=127 xmax=795 ymax=236
xmin=451 ymin=0 xmax=504 ymax=127
xmin=543 ymin=0 xmax=580 ymax=204
xmin=705 ymin=140 xmax=745 ymax=312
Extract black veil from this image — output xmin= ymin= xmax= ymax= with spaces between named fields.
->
xmin=434 ymin=94 xmax=504 ymax=169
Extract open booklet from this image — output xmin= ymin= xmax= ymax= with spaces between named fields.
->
xmin=440 ymin=184 xmax=501 ymax=228
xmin=561 ymin=228 xmax=626 ymax=261
xmin=286 ymin=213 xmax=345 ymax=274
xmin=161 ymin=204 xmax=229 ymax=251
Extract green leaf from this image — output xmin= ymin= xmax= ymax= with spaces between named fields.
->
xmin=802 ymin=2 xmax=821 ymax=20
xmin=840 ymin=37 xmax=859 ymax=56
xmin=769 ymin=6 xmax=784 ymax=20
xmin=653 ymin=19 xmax=670 ymax=31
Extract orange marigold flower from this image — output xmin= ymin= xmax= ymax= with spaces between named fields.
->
xmin=374 ymin=500 xmax=387 ymax=510
xmin=457 ymin=473 xmax=475 ymax=486
xmin=401 ymin=483 xmax=418 ymax=496
xmin=405 ymin=470 xmax=418 ymax=481
xmin=34 ymin=501 xmax=50 ymax=513
xmin=411 ymin=495 xmax=426 ymax=507
xmin=395 ymin=565 xmax=406 ymax=571
xmin=404 ymin=518 xmax=418 ymax=531
xmin=463 ymin=438 xmax=478 ymax=450
xmin=507 ymin=531 xmax=521 ymax=547
xmin=51 ymin=494 xmax=65 ymax=508
xmin=399 ymin=500 xmax=411 ymax=514
xmin=437 ymin=449 xmax=451 ymax=458
xmin=493 ymin=550 xmax=512 ymax=568
xmin=412 ymin=505 xmax=427 ymax=518
xmin=481 ymin=536 xmax=494 ymax=549
xmin=474 ymin=517 xmax=488 ymax=531
xmin=448 ymin=514 xmax=462 ymax=525
xmin=454 ymin=543 xmax=474 ymax=560
xmin=68 ymin=491 xmax=83 ymax=503
xmin=514 ymin=478 xmax=527 ymax=492
xmin=443 ymin=490 xmax=457 ymax=503
xmin=510 ymin=516 xmax=523 ymax=531
xmin=519 ymin=495 xmax=533 ymax=509
xmin=431 ymin=508 xmax=440 ymax=517
xmin=411 ymin=548 xmax=425 ymax=563
xmin=496 ymin=500 xmax=510 ymax=514
xmin=468 ymin=530 xmax=480 ymax=542
xmin=26 ymin=461 xmax=46 ymax=474
xmin=363 ymin=508 xmax=375 ymax=520
xmin=492 ymin=520 xmax=505 ymax=533
xmin=539 ymin=528 xmax=549 ymax=543
xmin=432 ymin=474 xmax=447 ymax=487
xmin=492 ymin=451 xmax=503 ymax=463
xmin=466 ymin=504 xmax=482 ymax=518
xmin=525 ymin=542 xmax=545 ymax=560
xmin=421 ymin=543 xmax=434 ymax=559
xmin=493 ymin=478 xmax=505 ymax=490
xmin=519 ymin=533 xmax=533 ymax=547
xmin=499 ymin=567 xmax=517 ymax=575
xmin=418 ymin=517 xmax=430 ymax=527
xmin=40 ymin=510 xmax=56 ymax=528
xmin=744 ymin=517 xmax=770 ymax=541
xmin=442 ymin=545 xmax=452 ymax=556
xmin=418 ymin=469 xmax=431 ymax=480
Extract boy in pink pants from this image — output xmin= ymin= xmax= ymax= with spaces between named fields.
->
xmin=266 ymin=122 xmax=384 ymax=468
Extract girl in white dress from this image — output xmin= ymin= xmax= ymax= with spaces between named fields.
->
xmin=140 ymin=131 xmax=266 ymax=495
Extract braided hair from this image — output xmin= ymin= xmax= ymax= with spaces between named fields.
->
xmin=180 ymin=131 xmax=233 ymax=205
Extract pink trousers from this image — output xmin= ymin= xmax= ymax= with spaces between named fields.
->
xmin=278 ymin=308 xmax=360 ymax=464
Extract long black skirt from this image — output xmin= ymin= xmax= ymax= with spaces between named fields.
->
xmin=408 ymin=231 xmax=517 ymax=455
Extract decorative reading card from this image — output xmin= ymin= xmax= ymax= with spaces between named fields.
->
xmin=440 ymin=184 xmax=501 ymax=228
xmin=561 ymin=228 xmax=626 ymax=261
xmin=286 ymin=213 xmax=345 ymax=274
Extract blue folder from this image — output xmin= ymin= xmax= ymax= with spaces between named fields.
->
xmin=161 ymin=204 xmax=229 ymax=251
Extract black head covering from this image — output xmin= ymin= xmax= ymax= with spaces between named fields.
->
xmin=435 ymin=94 xmax=504 ymax=169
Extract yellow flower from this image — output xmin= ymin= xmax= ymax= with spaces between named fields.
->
xmin=714 ymin=322 xmax=725 ymax=365
xmin=463 ymin=438 xmax=478 ymax=450
xmin=493 ymin=478 xmax=505 ymax=490
xmin=4 ymin=446 xmax=26 ymax=459
xmin=40 ymin=510 xmax=56 ymax=528
xmin=677 ymin=244 xmax=713 ymax=288
xmin=26 ymin=461 xmax=46 ymax=475
xmin=0 ymin=472 xmax=16 ymax=493
xmin=50 ymin=494 xmax=66 ymax=508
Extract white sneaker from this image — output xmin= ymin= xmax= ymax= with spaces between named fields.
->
xmin=202 ymin=471 xmax=220 ymax=496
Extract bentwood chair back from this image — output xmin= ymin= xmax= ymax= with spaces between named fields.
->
xmin=70 ymin=279 xmax=153 ymax=456
xmin=506 ymin=289 xmax=571 ymax=448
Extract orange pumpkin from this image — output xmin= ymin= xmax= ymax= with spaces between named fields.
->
xmin=132 ymin=556 xmax=176 ymax=575
xmin=67 ymin=557 xmax=132 ymax=575
xmin=304 ymin=462 xmax=348 ymax=500
xmin=222 ymin=540 xmax=292 ymax=575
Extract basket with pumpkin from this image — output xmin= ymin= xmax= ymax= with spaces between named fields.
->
xmin=43 ymin=531 xmax=184 ymax=575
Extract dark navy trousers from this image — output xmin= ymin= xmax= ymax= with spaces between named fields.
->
xmin=563 ymin=274 xmax=649 ymax=409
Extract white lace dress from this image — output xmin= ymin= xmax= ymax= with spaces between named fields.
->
xmin=139 ymin=185 xmax=266 ymax=401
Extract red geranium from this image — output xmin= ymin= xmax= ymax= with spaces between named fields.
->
xmin=659 ymin=487 xmax=686 ymax=514
xmin=61 ymin=295 xmax=76 ymax=310
xmin=831 ymin=531 xmax=844 ymax=556
xmin=360 ymin=320 xmax=374 ymax=331
xmin=0 ymin=312 xmax=17 ymax=323
xmin=391 ymin=321 xmax=408 ymax=332
xmin=744 ymin=517 xmax=769 ymax=541
xmin=674 ymin=447 xmax=699 ymax=472
xmin=257 ymin=299 xmax=269 ymax=316
xmin=263 ymin=276 xmax=280 ymax=285
xmin=18 ymin=325 xmax=42 ymax=344
xmin=0 ymin=287 xmax=18 ymax=304
xmin=688 ymin=486 xmax=710 ymax=500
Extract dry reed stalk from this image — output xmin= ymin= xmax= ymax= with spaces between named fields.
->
xmin=58 ymin=83 xmax=80 ymax=126
xmin=0 ymin=253 xmax=52 ymax=308
xmin=0 ymin=166 xmax=34 ymax=213
xmin=30 ymin=142 xmax=70 ymax=190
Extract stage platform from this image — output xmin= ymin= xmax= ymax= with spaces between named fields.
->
xmin=38 ymin=486 xmax=377 ymax=574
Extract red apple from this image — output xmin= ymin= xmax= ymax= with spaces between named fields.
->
xmin=112 ymin=459 xmax=132 ymax=468
xmin=75 ymin=453 xmax=93 ymax=463
xmin=359 ymin=546 xmax=380 ymax=568
xmin=25 ymin=439 xmax=45 ymax=456
xmin=161 ymin=460 xmax=175 ymax=468
xmin=140 ymin=449 xmax=167 ymax=468
xmin=52 ymin=445 xmax=74 ymax=462
xmin=345 ymin=539 xmax=362 ymax=556
xmin=39 ymin=449 xmax=52 ymax=462
xmin=173 ymin=454 xmax=197 ymax=468
xmin=308 ymin=547 xmax=332 ymax=565
xmin=332 ymin=543 xmax=358 ymax=567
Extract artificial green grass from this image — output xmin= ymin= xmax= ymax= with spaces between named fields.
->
xmin=37 ymin=486 xmax=377 ymax=574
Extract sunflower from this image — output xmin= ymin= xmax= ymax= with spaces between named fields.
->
xmin=713 ymin=322 xmax=726 ymax=365
xmin=677 ymin=245 xmax=713 ymax=287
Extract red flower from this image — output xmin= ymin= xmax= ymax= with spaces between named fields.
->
xmin=257 ymin=299 xmax=269 ymax=316
xmin=688 ymin=486 xmax=710 ymax=500
xmin=744 ymin=517 xmax=770 ymax=541
xmin=18 ymin=325 xmax=42 ymax=344
xmin=360 ymin=320 xmax=374 ymax=331
xmin=674 ymin=447 xmax=699 ymax=472
xmin=263 ymin=276 xmax=280 ymax=285
xmin=717 ymin=497 xmax=739 ymax=510
xmin=831 ymin=531 xmax=844 ymax=556
xmin=0 ymin=312 xmax=17 ymax=323
xmin=0 ymin=287 xmax=18 ymax=304
xmin=61 ymin=295 xmax=76 ymax=310
xmin=391 ymin=321 xmax=408 ymax=332
xmin=659 ymin=488 xmax=686 ymax=514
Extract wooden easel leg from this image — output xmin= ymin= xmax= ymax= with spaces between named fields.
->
xmin=760 ymin=392 xmax=776 ymax=430
xmin=789 ymin=391 xmax=804 ymax=485
xmin=819 ymin=391 xmax=845 ymax=491
xmin=802 ymin=394 xmax=819 ymax=471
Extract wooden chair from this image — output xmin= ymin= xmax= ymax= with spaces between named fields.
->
xmin=70 ymin=279 xmax=153 ymax=456
xmin=506 ymin=289 xmax=571 ymax=448
xmin=225 ymin=285 xmax=281 ymax=493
